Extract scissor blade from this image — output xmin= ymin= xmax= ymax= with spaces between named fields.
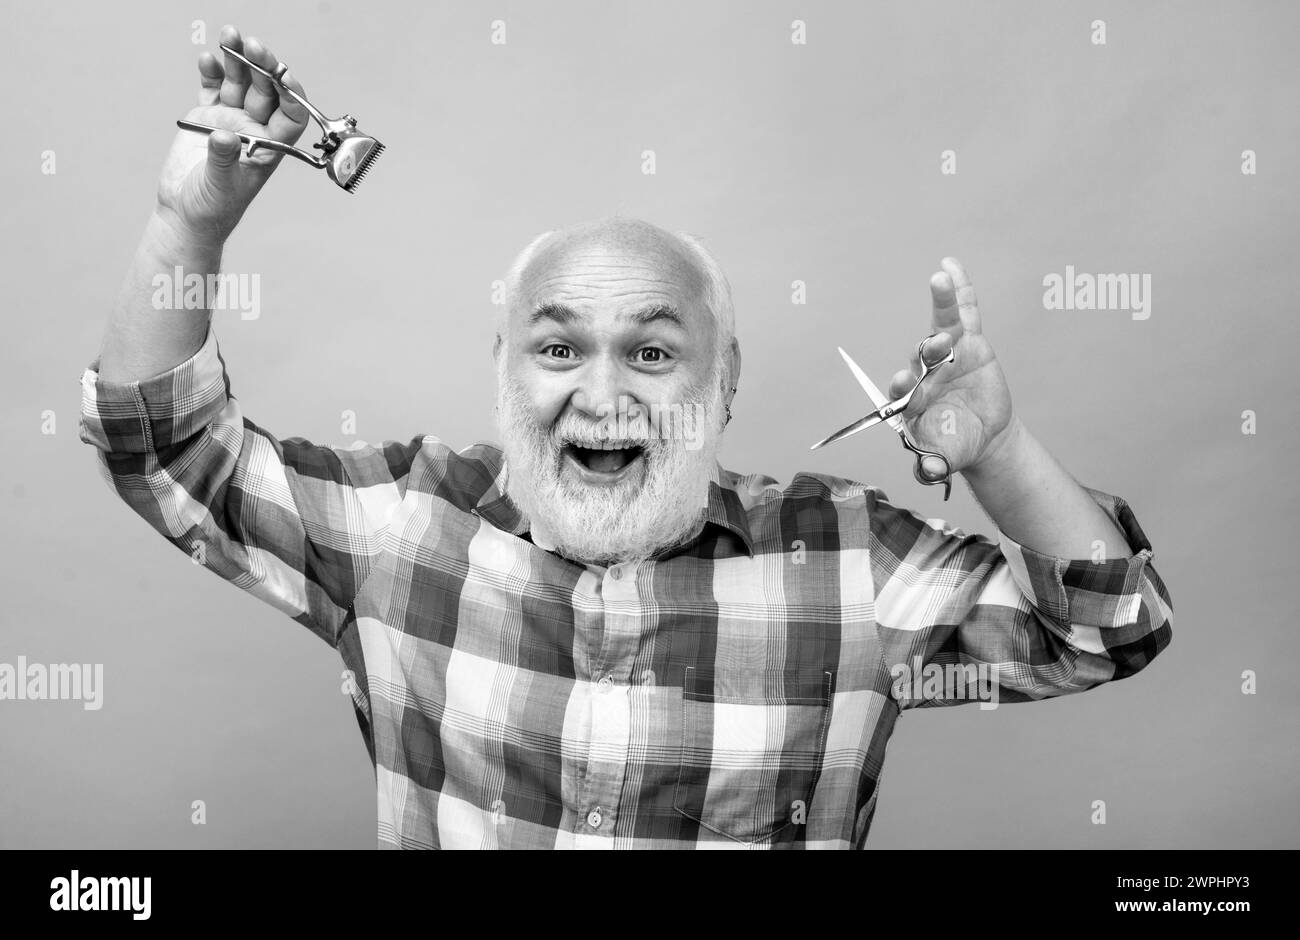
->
xmin=809 ymin=412 xmax=886 ymax=450
xmin=838 ymin=347 xmax=908 ymax=434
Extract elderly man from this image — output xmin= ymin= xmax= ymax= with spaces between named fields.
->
xmin=81 ymin=28 xmax=1172 ymax=849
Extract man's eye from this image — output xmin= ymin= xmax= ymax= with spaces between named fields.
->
xmin=636 ymin=347 xmax=666 ymax=364
xmin=544 ymin=344 xmax=574 ymax=359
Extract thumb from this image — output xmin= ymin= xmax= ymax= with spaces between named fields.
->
xmin=204 ymin=130 xmax=243 ymax=194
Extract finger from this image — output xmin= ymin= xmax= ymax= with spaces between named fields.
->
xmin=241 ymin=36 xmax=279 ymax=126
xmin=197 ymin=51 xmax=224 ymax=107
xmin=930 ymin=271 xmax=961 ymax=334
xmin=919 ymin=331 xmax=954 ymax=367
xmin=893 ymin=331 xmax=954 ymax=408
xmin=940 ymin=257 xmax=983 ymax=335
xmin=888 ymin=367 xmax=916 ymax=401
xmin=267 ymin=69 xmax=310 ymax=143
xmin=918 ymin=455 xmax=948 ymax=482
xmin=219 ymin=25 xmax=250 ymax=109
xmin=896 ymin=368 xmax=938 ymax=416
xmin=204 ymin=129 xmax=244 ymax=194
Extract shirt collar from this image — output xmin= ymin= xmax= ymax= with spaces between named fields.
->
xmin=700 ymin=464 xmax=756 ymax=557
xmin=470 ymin=453 xmax=755 ymax=558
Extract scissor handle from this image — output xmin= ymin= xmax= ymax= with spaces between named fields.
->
xmin=898 ymin=334 xmax=955 ymax=499
xmin=917 ymin=332 xmax=956 ymax=374
xmin=885 ymin=333 xmax=955 ymax=418
xmin=899 ymin=433 xmax=952 ymax=501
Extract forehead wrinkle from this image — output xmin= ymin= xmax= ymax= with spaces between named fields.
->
xmin=508 ymin=224 xmax=716 ymax=346
xmin=523 ymin=239 xmax=705 ymax=294
xmin=551 ymin=260 xmax=668 ymax=272
xmin=527 ymin=271 xmax=691 ymax=293
xmin=526 ymin=288 xmax=679 ymax=311
xmin=523 ymin=280 xmax=687 ymax=314
xmin=522 ymin=283 xmax=697 ymax=325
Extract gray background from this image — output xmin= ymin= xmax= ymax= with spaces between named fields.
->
xmin=2 ymin=0 xmax=1297 ymax=848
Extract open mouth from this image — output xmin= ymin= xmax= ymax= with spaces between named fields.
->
xmin=562 ymin=442 xmax=647 ymax=482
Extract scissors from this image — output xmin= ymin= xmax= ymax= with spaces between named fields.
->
xmin=809 ymin=334 xmax=957 ymax=500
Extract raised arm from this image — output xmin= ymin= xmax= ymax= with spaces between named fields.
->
xmin=862 ymin=259 xmax=1171 ymax=706
xmin=82 ymin=26 xmax=419 ymax=647
xmin=897 ymin=258 xmax=1133 ymax=559
xmin=99 ymin=25 xmax=309 ymax=382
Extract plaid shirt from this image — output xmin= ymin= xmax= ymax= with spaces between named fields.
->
xmin=80 ymin=327 xmax=1172 ymax=849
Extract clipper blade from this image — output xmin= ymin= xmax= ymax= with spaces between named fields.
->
xmin=327 ymin=135 xmax=385 ymax=193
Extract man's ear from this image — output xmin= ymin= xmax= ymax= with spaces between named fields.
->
xmin=726 ymin=338 xmax=742 ymax=398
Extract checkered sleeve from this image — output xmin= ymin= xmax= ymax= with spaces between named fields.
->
xmin=79 ymin=327 xmax=421 ymax=647
xmin=867 ymin=485 xmax=1173 ymax=708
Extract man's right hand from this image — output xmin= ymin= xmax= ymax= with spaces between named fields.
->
xmin=155 ymin=25 xmax=312 ymax=247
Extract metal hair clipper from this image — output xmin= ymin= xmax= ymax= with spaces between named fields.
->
xmin=177 ymin=44 xmax=384 ymax=193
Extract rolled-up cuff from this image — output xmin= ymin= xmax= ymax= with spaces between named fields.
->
xmin=996 ymin=486 xmax=1157 ymax=629
xmin=79 ymin=326 xmax=229 ymax=454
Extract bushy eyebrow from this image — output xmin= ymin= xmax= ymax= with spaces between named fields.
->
xmin=526 ymin=302 xmax=685 ymax=329
xmin=528 ymin=302 xmax=579 ymax=327
xmin=626 ymin=304 xmax=685 ymax=329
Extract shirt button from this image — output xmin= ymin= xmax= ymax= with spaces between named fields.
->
xmin=597 ymin=675 xmax=614 ymax=692
xmin=587 ymin=808 xmax=603 ymax=829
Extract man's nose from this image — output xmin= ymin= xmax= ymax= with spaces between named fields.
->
xmin=569 ymin=358 xmax=635 ymax=418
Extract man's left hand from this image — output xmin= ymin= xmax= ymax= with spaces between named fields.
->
xmin=889 ymin=258 xmax=1018 ymax=480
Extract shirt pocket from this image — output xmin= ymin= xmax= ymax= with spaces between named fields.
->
xmin=673 ymin=665 xmax=834 ymax=846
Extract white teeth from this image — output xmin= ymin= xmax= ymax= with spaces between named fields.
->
xmin=567 ymin=440 xmax=643 ymax=451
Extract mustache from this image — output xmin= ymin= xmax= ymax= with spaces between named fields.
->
xmin=512 ymin=399 xmax=718 ymax=453
xmin=551 ymin=414 xmax=654 ymax=450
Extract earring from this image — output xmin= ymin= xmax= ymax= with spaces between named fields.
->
xmin=724 ymin=385 xmax=736 ymax=426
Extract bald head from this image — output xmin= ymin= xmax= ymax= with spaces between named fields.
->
xmin=500 ymin=217 xmax=735 ymax=354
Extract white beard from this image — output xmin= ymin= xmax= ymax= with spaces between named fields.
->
xmin=494 ymin=359 xmax=727 ymax=566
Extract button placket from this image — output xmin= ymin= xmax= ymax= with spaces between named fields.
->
xmin=574 ymin=563 xmax=639 ymax=840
